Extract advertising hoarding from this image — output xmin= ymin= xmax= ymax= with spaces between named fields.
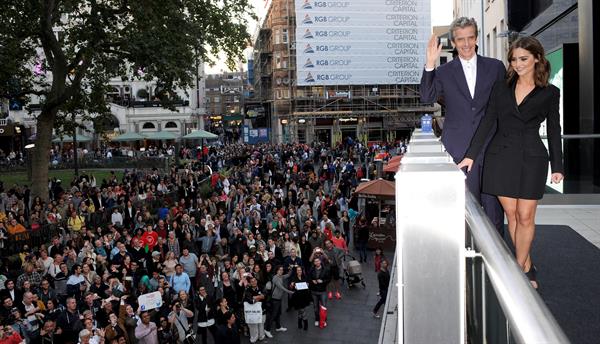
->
xmin=295 ymin=0 xmax=431 ymax=86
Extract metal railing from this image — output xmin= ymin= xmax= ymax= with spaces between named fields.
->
xmin=383 ymin=129 xmax=571 ymax=343
xmin=465 ymin=192 xmax=570 ymax=343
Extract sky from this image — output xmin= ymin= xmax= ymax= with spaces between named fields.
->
xmin=206 ymin=0 xmax=454 ymax=73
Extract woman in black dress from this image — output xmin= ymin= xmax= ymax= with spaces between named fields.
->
xmin=459 ymin=36 xmax=564 ymax=289
xmin=289 ymin=266 xmax=312 ymax=331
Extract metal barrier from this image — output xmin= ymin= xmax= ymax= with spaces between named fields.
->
xmin=465 ymin=192 xmax=570 ymax=343
xmin=381 ymin=129 xmax=570 ymax=343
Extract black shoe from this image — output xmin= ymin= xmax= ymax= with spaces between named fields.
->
xmin=298 ymin=318 xmax=303 ymax=329
xmin=303 ymin=320 xmax=308 ymax=331
xmin=525 ymin=265 xmax=539 ymax=290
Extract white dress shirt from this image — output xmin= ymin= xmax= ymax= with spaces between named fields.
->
xmin=459 ymin=55 xmax=477 ymax=98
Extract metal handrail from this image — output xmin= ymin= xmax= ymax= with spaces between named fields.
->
xmin=465 ymin=191 xmax=570 ymax=343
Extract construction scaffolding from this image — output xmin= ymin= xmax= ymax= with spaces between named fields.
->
xmin=250 ymin=0 xmax=440 ymax=145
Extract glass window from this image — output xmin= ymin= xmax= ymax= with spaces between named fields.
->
xmin=282 ymin=29 xmax=288 ymax=43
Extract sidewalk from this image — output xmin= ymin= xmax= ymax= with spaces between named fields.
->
xmin=238 ymin=251 xmax=384 ymax=344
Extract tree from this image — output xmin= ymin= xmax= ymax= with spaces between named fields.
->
xmin=0 ymin=0 xmax=254 ymax=200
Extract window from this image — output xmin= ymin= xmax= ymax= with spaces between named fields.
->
xmin=275 ymin=29 xmax=281 ymax=44
xmin=165 ymin=121 xmax=178 ymax=128
xmin=275 ymin=53 xmax=282 ymax=69
xmin=282 ymin=29 xmax=288 ymax=44
xmin=214 ymin=96 xmax=220 ymax=103
xmin=142 ymin=122 xmax=156 ymax=129
xmin=492 ymin=27 xmax=497 ymax=59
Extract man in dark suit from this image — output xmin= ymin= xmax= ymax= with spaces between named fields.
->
xmin=420 ymin=17 xmax=505 ymax=234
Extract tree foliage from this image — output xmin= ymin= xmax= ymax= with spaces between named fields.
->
xmin=0 ymin=0 xmax=255 ymax=199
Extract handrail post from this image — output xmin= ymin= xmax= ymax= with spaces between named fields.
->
xmin=395 ymin=130 xmax=466 ymax=343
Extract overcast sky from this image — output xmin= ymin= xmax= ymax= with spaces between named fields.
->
xmin=206 ymin=0 xmax=454 ymax=73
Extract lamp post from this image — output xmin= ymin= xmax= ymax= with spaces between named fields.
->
xmin=25 ymin=143 xmax=35 ymax=182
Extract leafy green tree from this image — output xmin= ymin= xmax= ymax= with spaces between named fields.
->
xmin=0 ymin=0 xmax=254 ymax=199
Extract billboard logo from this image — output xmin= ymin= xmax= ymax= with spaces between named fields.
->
xmin=301 ymin=0 xmax=312 ymax=9
xmin=316 ymin=59 xmax=351 ymax=66
xmin=314 ymin=16 xmax=350 ymax=23
xmin=314 ymin=1 xmax=350 ymax=8
xmin=315 ymin=45 xmax=351 ymax=52
xmin=315 ymin=73 xmax=352 ymax=81
xmin=304 ymin=72 xmax=315 ymax=83
xmin=315 ymin=30 xmax=351 ymax=38
xmin=304 ymin=59 xmax=315 ymax=68
xmin=304 ymin=44 xmax=315 ymax=53
xmin=302 ymin=14 xmax=313 ymax=24
xmin=303 ymin=29 xmax=314 ymax=39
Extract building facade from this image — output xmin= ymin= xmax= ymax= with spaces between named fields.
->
xmin=4 ymin=61 xmax=206 ymax=143
xmin=250 ymin=0 xmax=438 ymax=146
xmin=204 ymin=72 xmax=245 ymax=140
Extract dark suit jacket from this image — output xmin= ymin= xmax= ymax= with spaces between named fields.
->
xmin=420 ymin=55 xmax=506 ymax=161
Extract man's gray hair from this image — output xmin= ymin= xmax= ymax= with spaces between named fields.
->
xmin=449 ymin=17 xmax=478 ymax=42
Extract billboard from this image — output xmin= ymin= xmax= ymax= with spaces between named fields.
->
xmin=295 ymin=0 xmax=431 ymax=86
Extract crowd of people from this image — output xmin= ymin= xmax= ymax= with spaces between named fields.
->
xmin=0 ymin=140 xmax=398 ymax=344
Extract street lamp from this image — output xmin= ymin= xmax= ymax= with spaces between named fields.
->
xmin=25 ymin=143 xmax=35 ymax=182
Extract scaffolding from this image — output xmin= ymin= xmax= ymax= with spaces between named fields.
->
xmin=250 ymin=0 xmax=439 ymax=144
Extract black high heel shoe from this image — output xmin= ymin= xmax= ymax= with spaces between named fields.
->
xmin=525 ymin=265 xmax=539 ymax=290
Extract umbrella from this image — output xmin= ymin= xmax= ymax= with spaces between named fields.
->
xmin=355 ymin=179 xmax=395 ymax=199
xmin=112 ymin=132 xmax=145 ymax=142
xmin=143 ymin=131 xmax=179 ymax=140
xmin=183 ymin=129 xmax=218 ymax=140
xmin=52 ymin=134 xmax=94 ymax=143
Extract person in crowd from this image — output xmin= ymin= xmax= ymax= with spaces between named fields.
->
xmin=264 ymin=265 xmax=293 ymax=338
xmin=215 ymin=311 xmax=240 ymax=344
xmin=0 ymin=139 xmax=402 ymax=344
xmin=324 ymin=240 xmax=344 ymax=300
xmin=372 ymin=259 xmax=391 ymax=318
xmin=169 ymin=265 xmax=191 ymax=294
xmin=135 ymin=311 xmax=158 ymax=344
xmin=243 ymin=276 xmax=265 ymax=343
xmin=289 ymin=265 xmax=312 ymax=331
xmin=355 ymin=217 xmax=369 ymax=263
xmin=194 ymin=286 xmax=216 ymax=344
xmin=308 ymin=253 xmax=331 ymax=328
xmin=374 ymin=247 xmax=387 ymax=273
xmin=168 ymin=299 xmax=193 ymax=344
xmin=458 ymin=36 xmax=564 ymax=289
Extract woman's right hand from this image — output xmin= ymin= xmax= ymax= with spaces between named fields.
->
xmin=457 ymin=158 xmax=474 ymax=172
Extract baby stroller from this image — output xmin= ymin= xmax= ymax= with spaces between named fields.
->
xmin=342 ymin=254 xmax=366 ymax=288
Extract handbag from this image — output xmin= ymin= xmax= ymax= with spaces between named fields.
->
xmin=243 ymin=301 xmax=263 ymax=324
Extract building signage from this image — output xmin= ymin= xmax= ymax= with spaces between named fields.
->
xmin=295 ymin=0 xmax=430 ymax=86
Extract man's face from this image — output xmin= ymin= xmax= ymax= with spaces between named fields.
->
xmin=3 ymin=298 xmax=13 ymax=309
xmin=452 ymin=25 xmax=477 ymax=60
xmin=67 ymin=298 xmax=77 ymax=311
xmin=5 ymin=281 xmax=14 ymax=290
xmin=141 ymin=312 xmax=151 ymax=324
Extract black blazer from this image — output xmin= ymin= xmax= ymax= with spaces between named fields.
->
xmin=466 ymin=80 xmax=563 ymax=199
